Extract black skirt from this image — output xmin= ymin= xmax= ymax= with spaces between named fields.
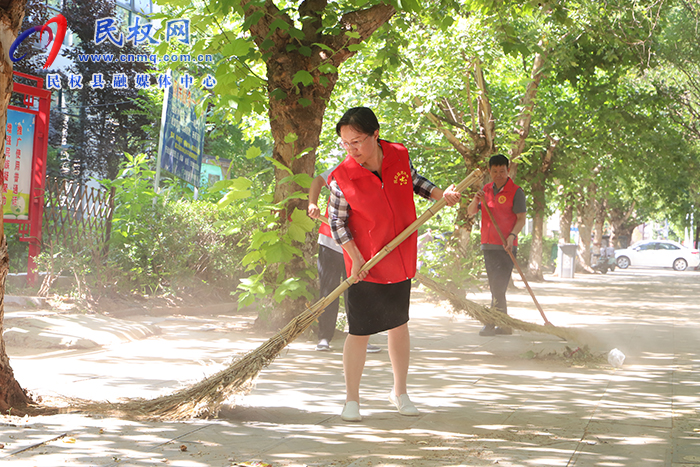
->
xmin=346 ymin=279 xmax=411 ymax=336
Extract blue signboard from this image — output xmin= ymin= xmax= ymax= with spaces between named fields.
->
xmin=158 ymin=71 xmax=206 ymax=187
xmin=3 ymin=109 xmax=35 ymax=219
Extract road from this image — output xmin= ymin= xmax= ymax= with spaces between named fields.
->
xmin=2 ymin=268 xmax=700 ymax=466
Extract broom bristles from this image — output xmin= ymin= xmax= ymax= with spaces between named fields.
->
xmin=415 ymin=272 xmax=599 ymax=346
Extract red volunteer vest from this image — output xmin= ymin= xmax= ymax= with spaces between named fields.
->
xmin=330 ymin=140 xmax=418 ymax=284
xmin=481 ymin=178 xmax=520 ymax=246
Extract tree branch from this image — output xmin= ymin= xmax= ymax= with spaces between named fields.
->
xmin=414 ymin=97 xmax=472 ymax=158
xmin=510 ymin=49 xmax=547 ymax=160
xmin=325 ymin=3 xmax=396 ymax=64
xmin=473 ymin=60 xmax=496 ymax=152
xmin=299 ymin=0 xmax=328 ymax=41
xmin=241 ymin=0 xmax=292 ymax=51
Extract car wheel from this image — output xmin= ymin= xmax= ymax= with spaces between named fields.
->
xmin=617 ymin=256 xmax=630 ymax=269
xmin=673 ymin=258 xmax=688 ymax=271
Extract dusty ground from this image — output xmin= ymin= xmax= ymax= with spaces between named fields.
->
xmin=1 ymin=268 xmax=700 ymax=466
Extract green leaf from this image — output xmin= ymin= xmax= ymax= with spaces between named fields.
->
xmin=298 ymin=46 xmax=312 ymax=57
xmin=284 ymin=132 xmax=299 ymax=144
xmin=264 ymin=156 xmax=293 ymax=175
xmin=292 ymin=70 xmax=314 ymax=86
xmin=288 ymin=27 xmax=305 ymax=41
xmin=297 ymin=147 xmax=314 ymax=158
xmin=245 ymin=146 xmax=262 ymax=159
xmin=290 ymin=207 xmax=316 ymax=231
xmin=345 ymin=31 xmax=361 ymax=39
xmin=313 ymin=42 xmax=334 ymax=52
xmin=217 ymin=187 xmax=252 ymax=208
xmin=318 ymin=63 xmax=337 ymax=74
xmin=287 ymin=223 xmax=308 ymax=243
xmin=348 ymin=44 xmax=364 ymax=52
xmin=298 ymin=97 xmax=312 ymax=107
xmin=242 ymin=11 xmax=264 ymax=31
xmin=222 ymin=225 xmax=240 ymax=236
xmin=209 ymin=177 xmax=252 ymax=193
xmin=279 ymin=173 xmax=314 ymax=188
xmin=241 ymin=250 xmax=261 ymax=266
xmin=404 ymin=0 xmax=422 ymax=13
xmin=265 ymin=241 xmax=297 ymax=264
xmin=251 ymin=230 xmax=280 ymax=249
xmin=223 ymin=38 xmax=252 ymax=57
xmin=268 ymin=18 xmax=290 ymax=34
xmin=270 ymin=88 xmax=287 ymax=101
xmin=273 ymin=277 xmax=311 ymax=303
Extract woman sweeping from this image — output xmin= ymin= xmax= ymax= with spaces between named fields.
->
xmin=328 ymin=107 xmax=461 ymax=422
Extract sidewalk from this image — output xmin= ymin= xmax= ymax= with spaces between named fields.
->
xmin=1 ymin=269 xmax=699 ymax=466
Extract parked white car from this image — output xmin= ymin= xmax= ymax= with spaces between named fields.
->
xmin=615 ymin=240 xmax=700 ymax=271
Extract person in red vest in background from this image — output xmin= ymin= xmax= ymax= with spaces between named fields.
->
xmin=467 ymin=154 xmax=527 ymax=337
xmin=328 ymin=107 xmax=461 ymax=422
xmin=307 ymin=169 xmax=381 ymax=354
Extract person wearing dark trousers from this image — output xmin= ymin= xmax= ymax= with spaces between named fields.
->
xmin=308 ymin=169 xmax=381 ymax=353
xmin=467 ymin=154 xmax=527 ymax=336
xmin=316 ymin=242 xmax=346 ymax=348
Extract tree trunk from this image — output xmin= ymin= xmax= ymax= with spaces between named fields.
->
xmin=576 ymin=182 xmax=597 ymax=272
xmin=609 ymin=201 xmax=636 ymax=249
xmin=593 ymin=198 xmax=606 ymax=249
xmin=558 ymin=188 xmax=574 ymax=244
xmin=527 ymin=137 xmax=557 ymax=280
xmin=529 ymin=209 xmax=545 ymax=280
xmin=453 ymin=198 xmax=477 ymax=256
xmin=0 ymin=236 xmax=30 ymax=414
xmin=0 ymin=0 xmax=32 ymax=415
xmin=243 ymin=1 xmax=395 ymax=326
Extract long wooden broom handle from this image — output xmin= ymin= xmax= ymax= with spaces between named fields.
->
xmin=481 ymin=201 xmax=552 ymax=326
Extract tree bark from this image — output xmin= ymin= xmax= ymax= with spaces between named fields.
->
xmin=0 ymin=0 xmax=32 ymax=415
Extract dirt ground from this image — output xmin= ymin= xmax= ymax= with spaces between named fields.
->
xmin=2 ymin=268 xmax=700 ymax=466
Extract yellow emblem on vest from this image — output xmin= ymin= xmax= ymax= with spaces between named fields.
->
xmin=394 ymin=170 xmax=410 ymax=186
xmin=498 ymin=194 xmax=507 ymax=204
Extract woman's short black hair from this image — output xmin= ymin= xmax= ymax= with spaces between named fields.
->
xmin=336 ymin=107 xmax=380 ymax=136
xmin=489 ymin=154 xmax=509 ymax=168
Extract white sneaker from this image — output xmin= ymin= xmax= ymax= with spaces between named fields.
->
xmin=315 ymin=339 xmax=330 ymax=351
xmin=366 ymin=343 xmax=381 ymax=353
xmin=341 ymin=401 xmax=362 ymax=422
xmin=389 ymin=392 xmax=419 ymax=416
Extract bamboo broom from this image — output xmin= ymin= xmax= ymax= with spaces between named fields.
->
xmin=414 ymin=271 xmax=596 ymax=344
xmin=83 ymin=168 xmax=485 ymax=420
